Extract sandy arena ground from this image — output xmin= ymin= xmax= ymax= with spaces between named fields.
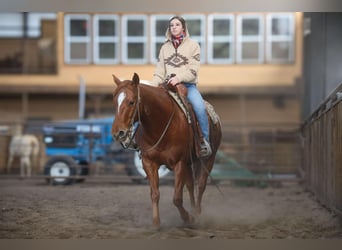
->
xmin=0 ymin=177 xmax=341 ymax=239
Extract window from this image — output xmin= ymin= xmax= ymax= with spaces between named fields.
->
xmin=64 ymin=14 xmax=91 ymax=64
xmin=27 ymin=13 xmax=57 ymax=37
xmin=208 ymin=14 xmax=234 ymax=64
xmin=237 ymin=14 xmax=264 ymax=63
xmin=60 ymin=12 xmax=296 ymax=66
xmin=151 ymin=14 xmax=206 ymax=63
xmin=122 ymin=15 xmax=148 ymax=64
xmin=0 ymin=13 xmax=23 ymax=37
xmin=93 ymin=15 xmax=119 ymax=64
xmin=266 ymin=13 xmax=295 ymax=63
xmin=0 ymin=12 xmax=56 ymax=38
xmin=150 ymin=14 xmax=174 ymax=63
xmin=183 ymin=14 xmax=206 ymax=62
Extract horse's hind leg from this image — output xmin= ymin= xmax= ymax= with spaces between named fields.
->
xmin=173 ymin=162 xmax=194 ymax=225
xmin=196 ymin=158 xmax=215 ymax=214
xmin=20 ymin=158 xmax=25 ymax=178
xmin=7 ymin=155 xmax=13 ymax=174
xmin=185 ymin=166 xmax=197 ymax=218
xmin=20 ymin=156 xmax=30 ymax=178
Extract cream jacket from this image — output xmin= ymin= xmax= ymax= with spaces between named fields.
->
xmin=151 ymin=30 xmax=200 ymax=86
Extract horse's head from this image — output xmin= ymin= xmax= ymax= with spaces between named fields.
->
xmin=111 ymin=73 xmax=140 ymax=146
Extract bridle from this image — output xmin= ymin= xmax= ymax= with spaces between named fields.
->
xmin=120 ymin=83 xmax=176 ymax=153
xmin=118 ymin=84 xmax=141 ymax=150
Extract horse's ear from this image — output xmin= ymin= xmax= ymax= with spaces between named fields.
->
xmin=112 ymin=74 xmax=121 ymax=86
xmin=132 ymin=73 xmax=140 ymax=86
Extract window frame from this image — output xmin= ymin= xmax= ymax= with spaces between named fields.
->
xmin=59 ymin=12 xmax=297 ymax=66
xmin=27 ymin=13 xmax=57 ymax=37
xmin=266 ymin=13 xmax=295 ymax=63
xmin=0 ymin=12 xmax=56 ymax=38
xmin=150 ymin=14 xmax=174 ymax=64
xmin=236 ymin=14 xmax=264 ymax=64
xmin=0 ymin=13 xmax=23 ymax=37
xmin=64 ymin=14 xmax=92 ymax=64
xmin=207 ymin=14 xmax=234 ymax=64
xmin=93 ymin=14 xmax=120 ymax=65
xmin=182 ymin=14 xmax=207 ymax=63
xmin=121 ymin=14 xmax=148 ymax=65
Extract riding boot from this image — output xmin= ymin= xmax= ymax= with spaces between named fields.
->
xmin=199 ymin=137 xmax=212 ymax=158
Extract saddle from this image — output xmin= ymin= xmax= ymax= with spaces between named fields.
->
xmin=160 ymin=76 xmax=212 ymax=158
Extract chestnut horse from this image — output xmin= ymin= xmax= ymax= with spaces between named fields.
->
xmin=111 ymin=73 xmax=221 ymax=228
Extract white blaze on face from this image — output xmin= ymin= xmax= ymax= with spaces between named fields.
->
xmin=117 ymin=91 xmax=126 ymax=115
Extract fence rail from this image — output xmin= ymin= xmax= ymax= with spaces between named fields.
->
xmin=220 ymin=122 xmax=301 ymax=176
xmin=302 ymin=83 xmax=342 ymax=216
xmin=0 ymin=119 xmax=302 ymax=181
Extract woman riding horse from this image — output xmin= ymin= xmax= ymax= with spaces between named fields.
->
xmin=111 ymin=73 xmax=222 ymax=228
xmin=151 ymin=16 xmax=212 ymax=158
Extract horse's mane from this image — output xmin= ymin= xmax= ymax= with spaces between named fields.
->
xmin=139 ymin=82 xmax=170 ymax=101
xmin=139 ymin=80 xmax=157 ymax=87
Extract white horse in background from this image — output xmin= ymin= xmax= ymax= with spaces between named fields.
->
xmin=7 ymin=134 xmax=40 ymax=178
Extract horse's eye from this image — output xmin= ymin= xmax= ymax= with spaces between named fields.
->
xmin=129 ymin=100 xmax=135 ymax=106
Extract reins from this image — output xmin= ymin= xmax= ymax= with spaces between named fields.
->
xmin=133 ymin=84 xmax=176 ymax=154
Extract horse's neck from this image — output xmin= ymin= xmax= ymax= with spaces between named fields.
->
xmin=139 ymin=85 xmax=172 ymax=132
xmin=141 ymin=85 xmax=166 ymax=104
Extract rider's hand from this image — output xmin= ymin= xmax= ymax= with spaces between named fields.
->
xmin=168 ymin=76 xmax=180 ymax=86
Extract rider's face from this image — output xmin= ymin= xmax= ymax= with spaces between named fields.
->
xmin=169 ymin=19 xmax=184 ymax=37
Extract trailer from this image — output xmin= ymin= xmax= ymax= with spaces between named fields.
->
xmin=42 ymin=117 xmax=170 ymax=185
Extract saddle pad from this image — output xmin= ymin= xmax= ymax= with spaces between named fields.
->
xmin=205 ymin=101 xmax=220 ymax=124
xmin=168 ymin=91 xmax=192 ymax=124
xmin=168 ymin=90 xmax=220 ymax=125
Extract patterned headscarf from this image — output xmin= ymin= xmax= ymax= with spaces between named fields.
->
xmin=171 ymin=31 xmax=186 ymax=49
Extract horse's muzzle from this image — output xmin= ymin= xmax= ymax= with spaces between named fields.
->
xmin=113 ymin=129 xmax=134 ymax=149
xmin=112 ymin=129 xmax=128 ymax=141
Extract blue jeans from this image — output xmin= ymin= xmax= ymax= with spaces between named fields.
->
xmin=184 ymin=83 xmax=209 ymax=141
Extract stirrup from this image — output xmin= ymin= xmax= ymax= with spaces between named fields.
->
xmin=200 ymin=138 xmax=212 ymax=158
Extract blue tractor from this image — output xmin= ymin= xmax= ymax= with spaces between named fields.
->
xmin=42 ymin=117 xmax=170 ymax=185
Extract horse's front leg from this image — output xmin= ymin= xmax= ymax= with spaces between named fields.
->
xmin=143 ymin=158 xmax=161 ymax=229
xmin=26 ymin=157 xmax=31 ymax=178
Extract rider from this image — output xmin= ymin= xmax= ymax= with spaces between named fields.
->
xmin=151 ymin=16 xmax=212 ymax=158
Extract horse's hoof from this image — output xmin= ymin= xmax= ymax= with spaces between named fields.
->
xmin=183 ymin=219 xmax=199 ymax=229
xmin=181 ymin=214 xmax=198 ymax=228
xmin=189 ymin=214 xmax=195 ymax=224
xmin=152 ymin=220 xmax=161 ymax=231
xmin=152 ymin=224 xmax=161 ymax=231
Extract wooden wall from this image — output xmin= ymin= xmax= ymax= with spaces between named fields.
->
xmin=302 ymin=84 xmax=342 ymax=216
